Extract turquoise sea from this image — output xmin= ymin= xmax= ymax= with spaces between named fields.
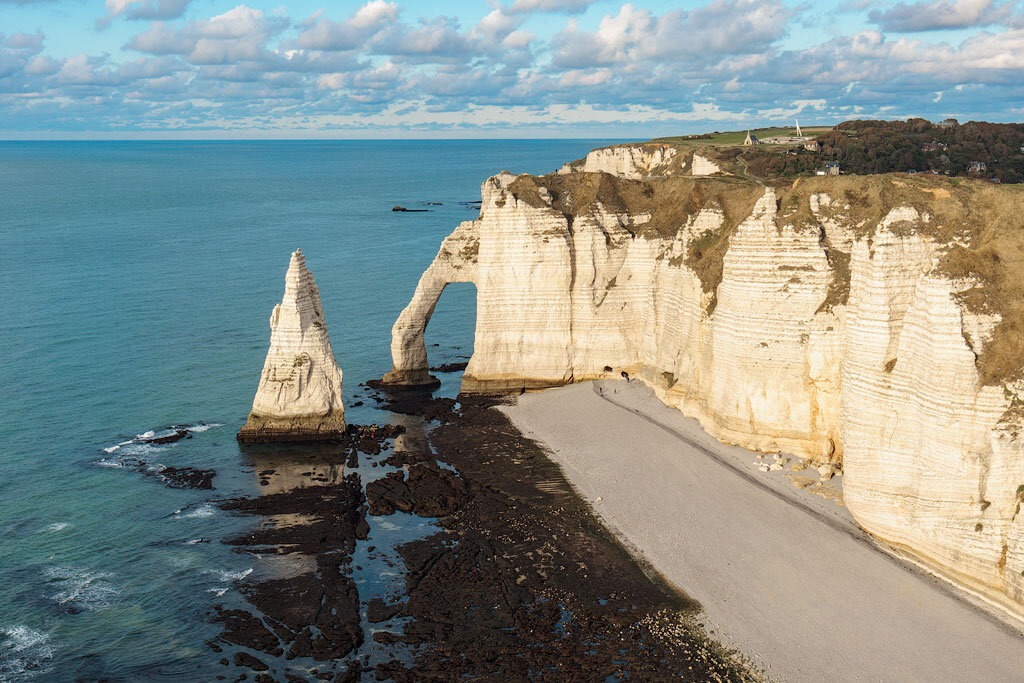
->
xmin=0 ymin=140 xmax=612 ymax=681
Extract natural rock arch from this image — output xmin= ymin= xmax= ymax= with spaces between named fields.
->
xmin=382 ymin=220 xmax=479 ymax=386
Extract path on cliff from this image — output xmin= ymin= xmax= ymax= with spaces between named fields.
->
xmin=501 ymin=380 xmax=1024 ymax=683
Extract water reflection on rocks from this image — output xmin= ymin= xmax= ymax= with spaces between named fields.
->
xmin=211 ymin=424 xmax=413 ymax=682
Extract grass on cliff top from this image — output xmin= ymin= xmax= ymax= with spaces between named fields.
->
xmin=507 ymin=172 xmax=763 ymax=239
xmin=506 ymin=169 xmax=1024 ymax=386
xmin=508 ymin=173 xmax=763 ymax=314
xmin=650 ymin=127 xmax=832 ymax=147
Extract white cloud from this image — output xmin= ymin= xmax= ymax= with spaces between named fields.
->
xmin=98 ymin=0 xmax=191 ymax=29
xmin=125 ymin=5 xmax=288 ymax=65
xmin=508 ymin=0 xmax=596 ymax=14
xmin=5 ymin=0 xmax=1024 ymax=134
xmin=295 ymin=1 xmax=398 ymax=50
xmin=552 ymin=0 xmax=792 ymax=67
xmin=5 ymin=31 xmax=44 ymax=51
xmin=869 ymin=0 xmax=1015 ymax=32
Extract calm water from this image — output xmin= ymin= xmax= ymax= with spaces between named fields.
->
xmin=0 ymin=140 xmax=612 ymax=680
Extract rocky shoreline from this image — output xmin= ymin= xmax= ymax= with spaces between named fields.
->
xmin=207 ymin=390 xmax=759 ymax=682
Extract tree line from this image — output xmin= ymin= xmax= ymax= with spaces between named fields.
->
xmin=740 ymin=119 xmax=1024 ymax=183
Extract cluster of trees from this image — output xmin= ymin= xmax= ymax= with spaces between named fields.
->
xmin=739 ymin=119 xmax=1024 ymax=183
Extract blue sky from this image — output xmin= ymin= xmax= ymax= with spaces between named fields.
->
xmin=1 ymin=0 xmax=1022 ymax=138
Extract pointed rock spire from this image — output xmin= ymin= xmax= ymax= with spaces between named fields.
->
xmin=237 ymin=249 xmax=346 ymax=442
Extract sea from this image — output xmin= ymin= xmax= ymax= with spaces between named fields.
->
xmin=0 ymin=140 xmax=614 ymax=681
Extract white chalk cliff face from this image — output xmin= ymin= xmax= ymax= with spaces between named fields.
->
xmin=238 ymin=249 xmax=346 ymax=442
xmin=559 ymin=144 xmax=681 ymax=178
xmin=385 ymin=148 xmax=1024 ymax=617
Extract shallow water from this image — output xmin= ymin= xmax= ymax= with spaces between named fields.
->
xmin=0 ymin=140 xmax=613 ymax=680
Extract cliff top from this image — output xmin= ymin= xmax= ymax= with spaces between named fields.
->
xmin=642 ymin=118 xmax=1024 ymax=183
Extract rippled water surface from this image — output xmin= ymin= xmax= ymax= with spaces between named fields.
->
xmin=0 ymin=140 xmax=612 ymax=680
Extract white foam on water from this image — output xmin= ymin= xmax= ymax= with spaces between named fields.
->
xmin=181 ymin=423 xmax=223 ymax=433
xmin=44 ymin=566 xmax=120 ymax=613
xmin=95 ymin=458 xmax=125 ymax=469
xmin=0 ymin=625 xmax=55 ymax=681
xmin=42 ymin=523 xmax=70 ymax=533
xmin=174 ymin=503 xmax=215 ymax=519
xmin=99 ymin=422 xmax=222 ymax=464
xmin=204 ymin=567 xmax=253 ymax=583
xmin=208 ymin=587 xmax=229 ymax=597
xmin=96 ymin=442 xmax=163 ymax=469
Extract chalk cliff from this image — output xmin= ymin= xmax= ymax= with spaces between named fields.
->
xmin=238 ymin=249 xmax=346 ymax=442
xmin=385 ymin=145 xmax=1024 ymax=617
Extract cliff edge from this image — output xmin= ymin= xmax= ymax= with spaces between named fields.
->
xmin=238 ymin=249 xmax=346 ymax=442
xmin=385 ymin=144 xmax=1024 ymax=619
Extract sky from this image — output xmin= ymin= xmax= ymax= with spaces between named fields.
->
xmin=1 ymin=0 xmax=1023 ymax=138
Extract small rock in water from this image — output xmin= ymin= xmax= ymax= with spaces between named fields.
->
xmin=144 ymin=429 xmax=190 ymax=445
xmin=233 ymin=652 xmax=269 ymax=672
xmin=428 ymin=362 xmax=469 ymax=373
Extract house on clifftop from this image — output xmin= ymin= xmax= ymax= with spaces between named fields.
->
xmin=744 ymin=131 xmax=761 ymax=145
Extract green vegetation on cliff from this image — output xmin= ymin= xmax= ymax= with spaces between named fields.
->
xmin=658 ymin=119 xmax=1024 ymax=183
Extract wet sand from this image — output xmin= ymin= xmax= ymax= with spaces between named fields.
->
xmin=502 ymin=380 xmax=1024 ymax=683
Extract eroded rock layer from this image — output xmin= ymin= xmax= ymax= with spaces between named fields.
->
xmin=386 ymin=149 xmax=1024 ymax=617
xmin=238 ymin=249 xmax=346 ymax=442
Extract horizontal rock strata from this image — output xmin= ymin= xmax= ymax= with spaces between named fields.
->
xmin=386 ymin=148 xmax=1024 ymax=618
xmin=238 ymin=249 xmax=346 ymax=442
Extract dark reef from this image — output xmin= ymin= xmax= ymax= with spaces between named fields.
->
xmin=209 ymin=396 xmax=757 ymax=681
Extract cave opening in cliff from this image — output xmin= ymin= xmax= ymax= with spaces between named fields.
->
xmin=423 ymin=281 xmax=477 ymax=374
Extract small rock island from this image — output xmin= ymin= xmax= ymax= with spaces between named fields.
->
xmin=237 ymin=249 xmax=346 ymax=442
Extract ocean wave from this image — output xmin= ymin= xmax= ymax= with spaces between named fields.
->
xmin=43 ymin=566 xmax=120 ymax=613
xmin=0 ymin=625 xmax=55 ymax=681
xmin=41 ymin=523 xmax=70 ymax=533
xmin=204 ymin=567 xmax=253 ymax=583
xmin=173 ymin=503 xmax=215 ymax=520
xmin=98 ymin=422 xmax=223 ymax=463
xmin=182 ymin=423 xmax=223 ymax=433
xmin=95 ymin=443 xmax=164 ymax=470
